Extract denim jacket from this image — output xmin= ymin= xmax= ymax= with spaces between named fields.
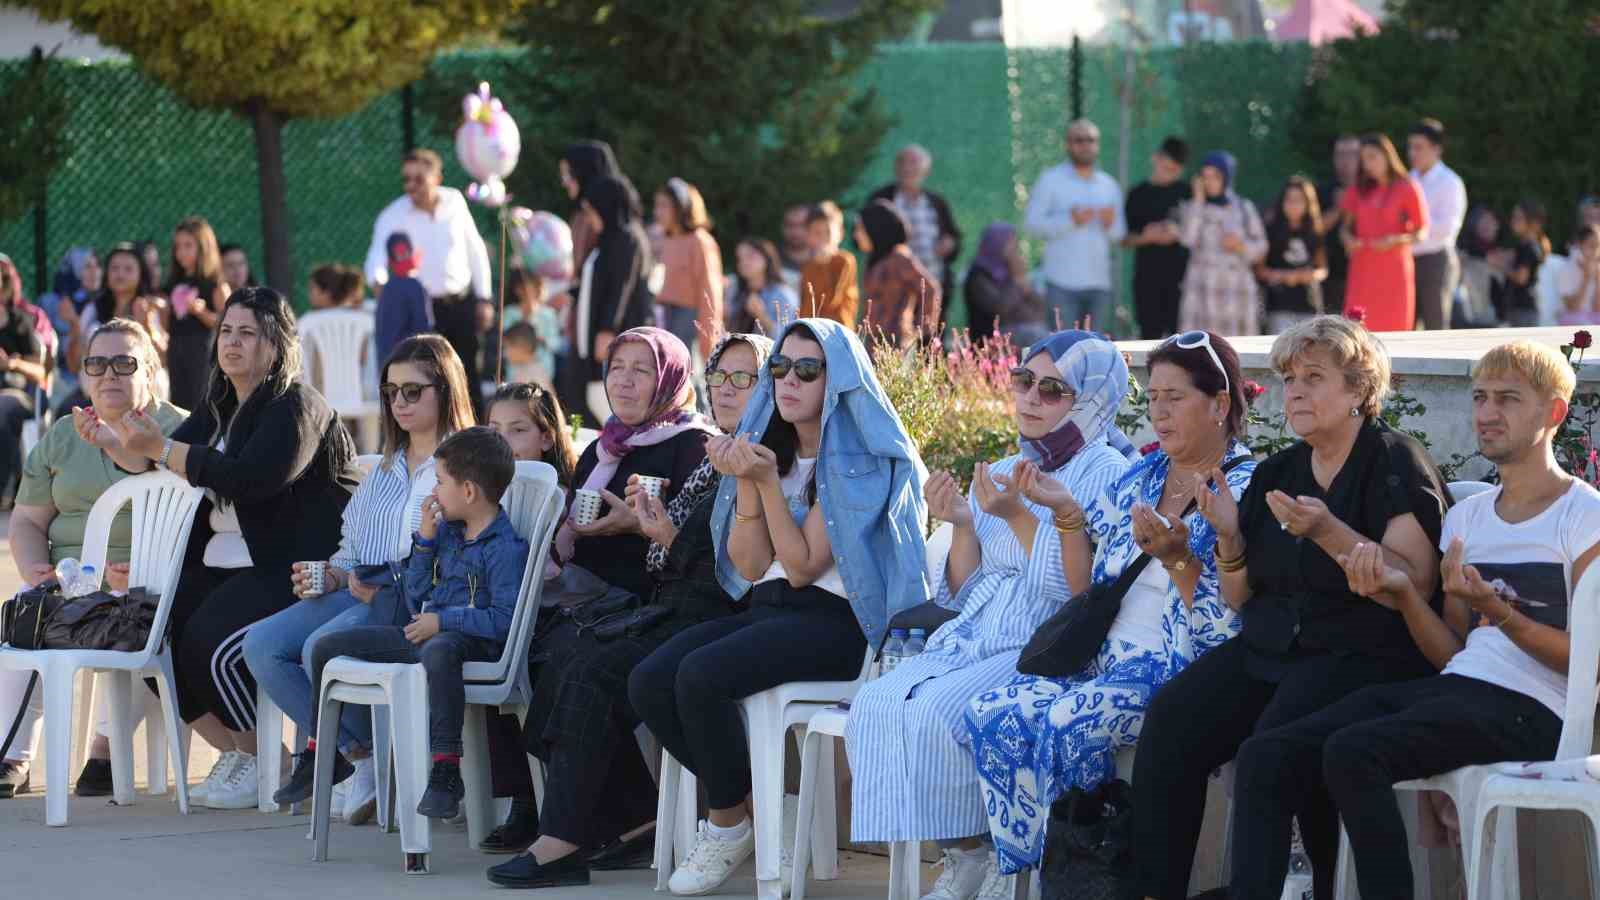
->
xmin=711 ymin=318 xmax=930 ymax=648
xmin=406 ymin=509 xmax=530 ymax=643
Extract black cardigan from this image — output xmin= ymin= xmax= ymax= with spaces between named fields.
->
xmin=868 ymin=184 xmax=963 ymax=294
xmin=174 ymin=382 xmax=361 ymax=586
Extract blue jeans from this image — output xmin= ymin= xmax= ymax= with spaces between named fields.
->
xmin=1044 ymin=284 xmax=1114 ymax=335
xmin=242 ymin=590 xmax=373 ymax=752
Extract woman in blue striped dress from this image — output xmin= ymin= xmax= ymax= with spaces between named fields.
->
xmin=963 ymin=331 xmax=1256 ymax=880
xmin=844 ymin=331 xmax=1136 ymax=900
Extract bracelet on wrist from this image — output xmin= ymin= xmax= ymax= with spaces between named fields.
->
xmin=1215 ymin=547 xmax=1247 ymax=573
xmin=1494 ymin=604 xmax=1515 ymax=628
xmin=734 ymin=507 xmax=761 ymax=524
xmin=1052 ymin=511 xmax=1085 ymax=534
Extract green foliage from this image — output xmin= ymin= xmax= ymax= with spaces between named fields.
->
xmin=874 ymin=334 xmax=1019 ymax=486
xmin=1175 ymin=41 xmax=1317 ymax=204
xmin=1295 ymin=0 xmax=1600 ymax=247
xmin=0 ymin=48 xmax=68 ymax=224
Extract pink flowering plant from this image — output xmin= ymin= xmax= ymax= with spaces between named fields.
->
xmin=874 ymin=330 xmax=1020 ymax=486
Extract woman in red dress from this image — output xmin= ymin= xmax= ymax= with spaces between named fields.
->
xmin=1339 ymin=134 xmax=1428 ymax=331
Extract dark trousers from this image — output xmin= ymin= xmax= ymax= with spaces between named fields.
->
xmin=431 ymin=294 xmax=483 ymax=415
xmin=0 ymin=390 xmax=33 ymax=499
xmin=1413 ymin=249 xmax=1459 ymax=331
xmin=1133 ymin=274 xmax=1184 ymax=340
xmin=1323 ymin=275 xmax=1348 ymax=316
xmin=628 ymin=582 xmax=865 ymax=809
xmin=1231 ymin=674 xmax=1560 ymax=900
xmin=1129 ymin=637 xmax=1432 ymax=900
xmin=307 ymin=626 xmax=501 ymax=755
xmin=486 ymin=711 xmax=535 ymax=799
xmin=167 ymin=565 xmax=298 ymax=730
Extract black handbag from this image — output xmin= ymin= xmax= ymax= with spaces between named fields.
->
xmin=1040 ymin=779 xmax=1136 ymax=900
xmin=590 ymin=603 xmax=674 ymax=642
xmin=1 ymin=581 xmax=61 ymax=651
xmin=1018 ymin=456 xmax=1248 ymax=679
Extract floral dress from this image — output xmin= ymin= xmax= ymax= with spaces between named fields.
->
xmin=963 ymin=443 xmax=1256 ymax=873
xmin=1178 ymin=196 xmax=1268 ymax=337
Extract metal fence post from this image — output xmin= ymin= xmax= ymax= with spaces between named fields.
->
xmin=402 ymin=83 xmax=416 ymax=153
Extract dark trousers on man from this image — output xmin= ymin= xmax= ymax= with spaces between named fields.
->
xmin=1413 ymin=249 xmax=1459 ymax=331
xmin=431 ymin=294 xmax=484 ymax=414
xmin=1229 ymin=674 xmax=1560 ymax=900
xmin=307 ymin=626 xmax=501 ymax=755
xmin=1133 ymin=274 xmax=1184 ymax=340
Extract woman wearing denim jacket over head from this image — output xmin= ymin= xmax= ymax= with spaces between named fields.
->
xmin=629 ymin=317 xmax=930 ymax=897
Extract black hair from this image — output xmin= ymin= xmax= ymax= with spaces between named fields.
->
xmin=1408 ymin=117 xmax=1445 ymax=148
xmin=503 ymin=320 xmax=539 ymax=348
xmin=385 ymin=231 xmax=413 ymax=261
xmin=759 ymin=324 xmax=826 ymax=505
xmin=1158 ymin=136 xmax=1189 ymax=166
xmin=95 ymin=241 xmax=155 ymax=325
xmin=435 ymin=425 xmax=516 ymax=503
xmin=489 ymin=383 xmax=577 ymax=487
xmin=1145 ymin=330 xmax=1247 ymax=437
xmin=858 ymin=199 xmax=910 ymax=270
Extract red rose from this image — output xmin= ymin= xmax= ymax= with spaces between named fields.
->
xmin=1243 ymin=380 xmax=1266 ymax=401
xmin=1574 ymin=330 xmax=1593 ymax=350
xmin=1139 ymin=441 xmax=1161 ymax=456
xmin=1344 ymin=305 xmax=1368 ymax=324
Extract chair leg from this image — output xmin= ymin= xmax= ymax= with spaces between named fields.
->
xmin=143 ymin=688 xmax=169 ymax=796
xmin=373 ymin=705 xmax=393 ymax=832
xmin=42 ymin=665 xmax=75 ymax=827
xmin=389 ymin=673 xmax=433 ymax=871
xmin=1333 ymin=822 xmax=1358 ymax=900
xmin=311 ymin=696 xmax=342 ymax=862
xmin=791 ymin=731 xmax=823 ymax=900
xmin=746 ymin=699 xmax=787 ymax=900
xmin=70 ymin=669 xmax=95 ymax=785
xmin=888 ymin=840 xmax=921 ymax=900
xmin=460 ymin=703 xmax=494 ymax=849
xmin=1398 ymin=791 xmax=1432 ymax=899
xmin=654 ymin=752 xmax=682 ymax=891
xmin=255 ymin=687 xmax=284 ymax=813
xmin=103 ymin=670 xmax=135 ymax=807
xmin=152 ymin=655 xmax=190 ymax=814
xmin=811 ymin=736 xmax=839 ymax=881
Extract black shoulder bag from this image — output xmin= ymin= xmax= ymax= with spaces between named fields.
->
xmin=1017 ymin=456 xmax=1248 ymax=679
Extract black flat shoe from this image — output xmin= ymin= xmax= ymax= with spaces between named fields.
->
xmin=487 ymin=851 xmax=592 ymax=889
xmin=586 ymin=827 xmax=656 ymax=871
xmin=481 ymin=809 xmax=540 ymax=854
xmin=75 ymin=758 xmax=113 ymax=797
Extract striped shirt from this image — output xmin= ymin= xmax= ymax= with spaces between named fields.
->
xmin=329 ymin=450 xmax=438 ymax=572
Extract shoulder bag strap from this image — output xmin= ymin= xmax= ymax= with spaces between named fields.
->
xmin=1111 ymin=453 xmax=1251 ymax=592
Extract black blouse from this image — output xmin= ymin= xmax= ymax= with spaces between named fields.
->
xmin=1238 ymin=417 xmax=1448 ymax=661
xmin=651 ymin=495 xmax=738 ymax=622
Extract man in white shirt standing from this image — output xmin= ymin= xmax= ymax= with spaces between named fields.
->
xmin=1024 ymin=118 xmax=1127 ymax=337
xmin=1407 ymin=118 xmax=1467 ymax=331
xmin=364 ymin=149 xmax=493 ymax=412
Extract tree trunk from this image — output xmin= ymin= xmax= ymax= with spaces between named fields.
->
xmin=248 ymin=101 xmax=293 ymax=295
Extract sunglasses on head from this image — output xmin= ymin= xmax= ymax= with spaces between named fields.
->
xmin=380 ymin=382 xmax=436 ymax=405
xmin=1164 ymin=330 xmax=1230 ymax=398
xmin=1009 ymin=368 xmax=1072 ymax=404
xmin=82 ymin=355 xmax=139 ymax=377
xmin=767 ymin=355 xmax=826 ymax=383
xmin=706 ymin=369 xmax=759 ymax=389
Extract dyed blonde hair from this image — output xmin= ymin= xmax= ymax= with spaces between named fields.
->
xmin=1471 ymin=340 xmax=1575 ymax=402
xmin=1268 ymin=314 xmax=1392 ymax=417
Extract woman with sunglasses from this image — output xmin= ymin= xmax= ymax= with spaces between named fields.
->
xmin=630 ymin=318 xmax=930 ymax=897
xmin=487 ymin=334 xmax=771 ymax=888
xmin=1130 ymin=316 xmax=1447 ymax=900
xmin=244 ymin=334 xmax=475 ymax=819
xmin=0 ymin=319 xmax=183 ymax=800
xmin=951 ymin=331 xmax=1254 ymax=891
xmin=845 ymin=330 xmax=1138 ymax=894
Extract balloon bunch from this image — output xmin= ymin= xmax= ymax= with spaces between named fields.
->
xmin=509 ymin=208 xmax=576 ymax=283
xmin=454 ymin=82 xmax=520 ymax=208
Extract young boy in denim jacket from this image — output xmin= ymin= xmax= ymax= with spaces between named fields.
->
xmin=292 ymin=427 xmax=530 ymax=817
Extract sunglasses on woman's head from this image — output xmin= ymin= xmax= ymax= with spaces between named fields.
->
xmin=505 ymin=383 xmax=542 ymax=400
xmin=767 ymin=355 xmax=825 ymax=383
xmin=706 ymin=370 xmax=758 ymax=389
xmin=1164 ymin=330 xmax=1230 ymax=398
xmin=1009 ymin=367 xmax=1071 ymax=404
xmin=380 ymin=382 xmax=436 ymax=405
xmin=82 ymin=355 xmax=139 ymax=377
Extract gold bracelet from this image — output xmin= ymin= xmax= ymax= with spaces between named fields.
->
xmin=734 ymin=508 xmax=761 ymax=524
xmin=1495 ymin=604 xmax=1515 ymax=628
xmin=1216 ymin=550 xmax=1247 ymax=573
xmin=1053 ymin=513 xmax=1085 ymax=534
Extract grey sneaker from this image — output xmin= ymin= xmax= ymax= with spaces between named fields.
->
xmin=0 ymin=760 xmax=30 ymax=798
xmin=416 ymin=760 xmax=464 ymax=819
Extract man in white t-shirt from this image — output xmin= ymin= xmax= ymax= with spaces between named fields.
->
xmin=1225 ymin=339 xmax=1600 ymax=900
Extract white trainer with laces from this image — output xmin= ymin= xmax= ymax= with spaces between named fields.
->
xmin=669 ymin=821 xmax=756 ymax=896
xmin=189 ymin=750 xmax=240 ymax=804
xmin=343 ymin=756 xmax=378 ymax=825
xmin=974 ymin=854 xmax=1015 ymax=900
xmin=202 ymin=752 xmax=259 ymax=810
xmin=920 ymin=845 xmax=992 ymax=900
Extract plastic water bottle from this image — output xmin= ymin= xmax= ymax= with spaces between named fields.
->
xmin=880 ymin=629 xmax=908 ymax=676
xmin=1281 ymin=847 xmax=1313 ymax=900
xmin=53 ymin=558 xmax=99 ymax=598
xmin=904 ymin=628 xmax=927 ymax=657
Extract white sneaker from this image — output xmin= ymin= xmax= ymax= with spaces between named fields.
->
xmin=343 ymin=756 xmax=378 ymax=825
xmin=202 ymin=752 xmax=259 ymax=810
xmin=189 ymin=750 xmax=239 ymax=804
xmin=920 ymin=846 xmax=992 ymax=900
xmin=974 ymin=855 xmax=1015 ymax=900
xmin=669 ymin=821 xmax=756 ymax=896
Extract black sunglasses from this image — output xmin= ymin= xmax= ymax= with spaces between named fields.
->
xmin=767 ymin=355 xmax=826 ymax=383
xmin=706 ymin=370 xmax=759 ymax=389
xmin=82 ymin=355 xmax=139 ymax=377
xmin=1009 ymin=367 xmax=1072 ymax=404
xmin=380 ymin=382 xmax=436 ymax=405
xmin=503 ymin=383 xmax=543 ymax=400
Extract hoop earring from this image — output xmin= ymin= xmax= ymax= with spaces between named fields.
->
xmin=1349 ymin=407 xmax=1360 ymax=417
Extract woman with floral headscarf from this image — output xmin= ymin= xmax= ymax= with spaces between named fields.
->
xmin=843 ymin=330 xmax=1137 ymax=896
xmin=1178 ymin=151 xmax=1268 ymax=336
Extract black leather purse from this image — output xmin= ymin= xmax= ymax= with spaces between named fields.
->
xmin=1017 ymin=456 xmax=1248 ymax=679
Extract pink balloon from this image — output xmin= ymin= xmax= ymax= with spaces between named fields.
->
xmin=455 ymin=82 xmax=520 ymax=204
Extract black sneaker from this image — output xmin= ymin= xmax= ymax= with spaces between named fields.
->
xmin=480 ymin=796 xmax=540 ymax=853
xmin=0 ymin=760 xmax=30 ymax=799
xmin=487 ymin=850 xmax=591 ymax=889
xmin=75 ymin=758 xmax=113 ymax=797
xmin=586 ymin=826 xmax=655 ymax=870
xmin=416 ymin=760 xmax=465 ymax=819
xmin=272 ymin=747 xmax=353 ymax=805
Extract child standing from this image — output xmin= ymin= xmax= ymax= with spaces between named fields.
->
xmin=798 ymin=201 xmax=859 ymax=327
xmin=1496 ymin=200 xmax=1550 ymax=327
xmin=1258 ymin=175 xmax=1328 ymax=333
xmin=305 ymin=427 xmax=530 ymax=818
xmin=375 ymin=232 xmax=432 ymax=367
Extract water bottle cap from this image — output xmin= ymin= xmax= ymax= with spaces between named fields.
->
xmin=890 ymin=628 xmax=908 ymax=637
xmin=909 ymin=628 xmax=926 ymax=636
xmin=81 ymin=564 xmax=97 ymax=574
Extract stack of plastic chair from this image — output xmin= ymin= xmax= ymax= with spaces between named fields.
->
xmin=310 ymin=460 xmax=562 ymax=873
xmin=0 ymin=472 xmax=203 ymax=825
xmin=299 ymin=308 xmax=380 ymax=452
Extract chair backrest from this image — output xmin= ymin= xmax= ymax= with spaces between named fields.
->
xmin=925 ymin=520 xmax=954 ymax=593
xmin=470 ymin=460 xmax=563 ymax=690
xmin=1447 ymin=480 xmax=1496 ymax=501
xmin=1559 ymin=561 xmax=1600 ymax=759
xmin=299 ymin=308 xmax=375 ymax=411
xmin=77 ymin=471 xmax=205 ymax=660
xmin=354 ymin=453 xmax=383 ymax=478
xmin=1537 ymin=253 xmax=1571 ymax=326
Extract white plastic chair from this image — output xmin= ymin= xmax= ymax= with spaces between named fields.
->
xmin=300 ymin=309 xmax=380 ymax=452
xmin=653 ymin=648 xmax=875 ymax=899
xmin=1461 ymin=562 xmax=1600 ymax=899
xmin=573 ymin=427 xmax=600 ymax=455
xmin=1449 ymin=480 xmax=1496 ymax=501
xmin=1536 ymin=254 xmax=1571 ymax=327
xmin=310 ymin=460 xmax=563 ymax=872
xmin=0 ymin=471 xmax=203 ymax=826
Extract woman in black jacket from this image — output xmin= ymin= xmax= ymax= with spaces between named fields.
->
xmin=109 ymin=286 xmax=359 ymax=809
xmin=575 ymin=176 xmax=655 ymax=382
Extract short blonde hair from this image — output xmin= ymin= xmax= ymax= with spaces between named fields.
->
xmin=1471 ymin=340 xmax=1576 ymax=402
xmin=1268 ymin=315 xmax=1392 ymax=417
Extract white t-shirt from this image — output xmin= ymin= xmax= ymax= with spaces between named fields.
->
xmin=755 ymin=456 xmax=848 ymax=599
xmin=1439 ymin=481 xmax=1600 ymax=715
xmin=203 ymin=441 xmax=253 ymax=569
xmin=1109 ymin=563 xmax=1170 ymax=652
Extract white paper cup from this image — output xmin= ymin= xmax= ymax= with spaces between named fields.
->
xmin=635 ymin=476 xmax=667 ymax=500
xmin=573 ymin=489 xmax=604 ymax=527
xmin=302 ymin=560 xmax=327 ymax=597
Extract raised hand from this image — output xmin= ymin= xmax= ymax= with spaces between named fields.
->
xmin=72 ymin=406 xmax=123 ymax=452
xmin=633 ymin=490 xmax=678 ymax=547
xmin=1265 ymin=491 xmax=1331 ymax=540
xmin=1442 ymin=537 xmax=1508 ymax=626
xmin=1131 ymin=502 xmax=1192 ymax=566
xmin=924 ymin=469 xmax=973 ymax=528
xmin=1335 ymin=540 xmax=1410 ymax=610
xmin=1012 ymin=460 xmax=1081 ymax=520
xmin=971 ymin=462 xmax=1026 ymax=521
xmin=1193 ymin=469 xmax=1240 ymax=540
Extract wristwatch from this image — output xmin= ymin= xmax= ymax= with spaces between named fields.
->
xmin=157 ymin=438 xmax=174 ymax=470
